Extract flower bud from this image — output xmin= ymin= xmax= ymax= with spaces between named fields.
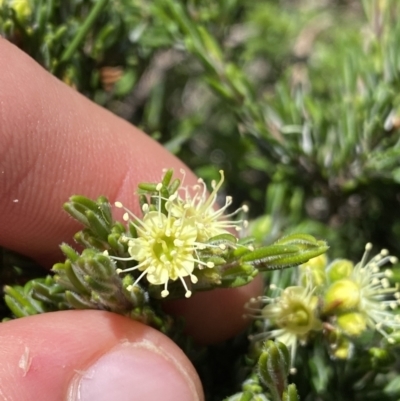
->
xmin=337 ymin=312 xmax=367 ymax=337
xmin=300 ymin=252 xmax=327 ymax=289
xmin=369 ymin=347 xmax=395 ymax=369
xmin=382 ymin=330 xmax=400 ymax=346
xmin=326 ymin=259 xmax=354 ymax=282
xmin=301 ymin=253 xmax=328 ymax=271
xmin=300 ymin=267 xmax=326 ymax=288
xmin=332 ymin=337 xmax=353 ymax=359
xmin=323 ymin=279 xmax=360 ymax=313
xmin=9 ymin=0 xmax=31 ymax=21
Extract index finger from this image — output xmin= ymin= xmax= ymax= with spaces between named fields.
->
xmin=0 ymin=38 xmax=262 ymax=343
xmin=0 ymin=38 xmax=196 ymax=265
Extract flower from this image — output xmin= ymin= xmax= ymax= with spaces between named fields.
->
xmin=342 ymin=243 xmax=400 ymax=339
xmin=167 ymin=169 xmax=248 ymax=242
xmin=246 ymin=279 xmax=322 ymax=372
xmin=111 ymin=169 xmax=246 ymax=297
xmin=113 ymin=204 xmax=215 ymax=298
xmin=299 ymin=253 xmax=328 ymax=288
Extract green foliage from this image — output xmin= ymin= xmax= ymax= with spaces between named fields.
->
xmin=3 ymin=170 xmax=326 ymax=316
xmin=258 ymin=341 xmax=291 ymax=401
xmin=224 ymin=341 xmax=299 ymax=401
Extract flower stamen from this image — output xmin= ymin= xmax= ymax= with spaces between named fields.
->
xmin=112 ymin=169 xmax=244 ymax=297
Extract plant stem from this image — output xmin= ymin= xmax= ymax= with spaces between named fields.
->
xmin=60 ymin=0 xmax=109 ymax=64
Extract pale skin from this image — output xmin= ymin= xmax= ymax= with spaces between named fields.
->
xmin=0 ymin=39 xmax=262 ymax=400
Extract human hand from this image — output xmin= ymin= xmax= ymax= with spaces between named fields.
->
xmin=0 ymin=38 xmax=262 ymax=401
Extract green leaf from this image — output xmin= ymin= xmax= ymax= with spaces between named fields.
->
xmin=138 ymin=182 xmax=159 ymax=192
xmin=53 ymin=259 xmax=89 ymax=295
xmin=85 ymin=210 xmax=110 ymax=241
xmin=258 ymin=341 xmax=290 ymax=401
xmin=161 ymin=169 xmax=174 ymax=187
xmin=241 ymin=234 xmax=328 ymax=270
xmin=65 ymin=291 xmax=97 ymax=310
xmin=282 ymin=384 xmax=300 ymax=401
xmin=59 ymin=243 xmax=80 ymax=263
xmin=4 ymin=284 xmax=46 ymax=317
xmin=384 ymin=375 xmax=400 ymax=396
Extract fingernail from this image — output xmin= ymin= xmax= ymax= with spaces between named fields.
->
xmin=68 ymin=341 xmax=200 ymax=401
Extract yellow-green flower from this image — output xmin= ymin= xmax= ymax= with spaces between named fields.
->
xmin=246 ymin=279 xmax=322 ymax=371
xmin=167 ymin=169 xmax=248 ymax=242
xmin=114 ymin=204 xmax=216 ymax=298
xmin=111 ymin=169 xmax=245 ymax=297
xmin=324 ymin=243 xmax=400 ymax=339
xmin=348 ymin=243 xmax=400 ymax=338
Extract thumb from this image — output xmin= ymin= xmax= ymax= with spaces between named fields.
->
xmin=0 ymin=310 xmax=203 ymax=401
